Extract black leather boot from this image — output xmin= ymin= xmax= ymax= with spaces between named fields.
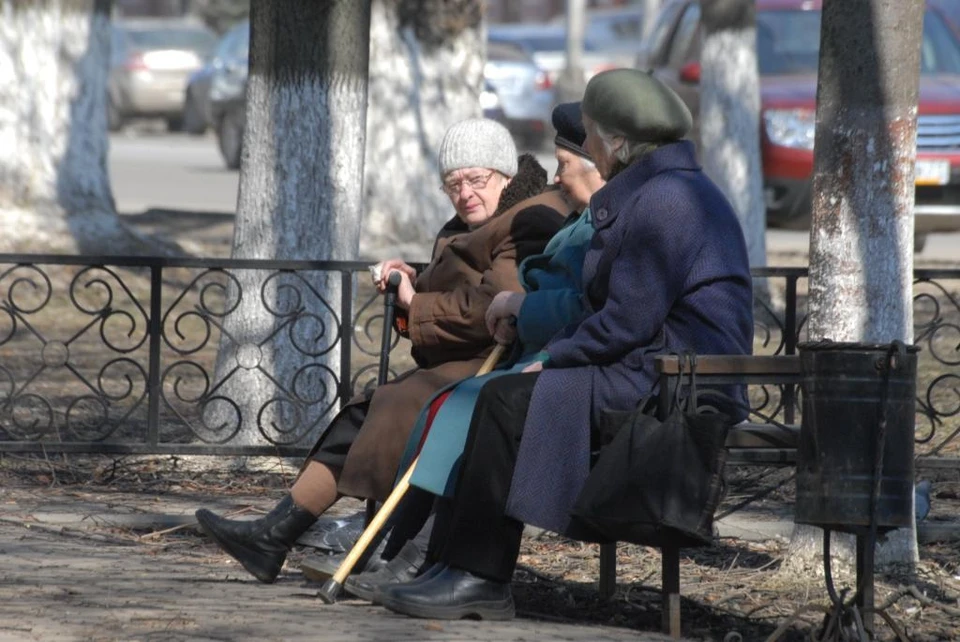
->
xmin=378 ymin=566 xmax=514 ymax=620
xmin=195 ymin=495 xmax=317 ymax=583
xmin=343 ymin=540 xmax=426 ymax=602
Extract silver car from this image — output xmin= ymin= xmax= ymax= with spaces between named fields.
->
xmin=484 ymin=39 xmax=557 ymax=148
xmin=109 ymin=19 xmax=217 ymax=131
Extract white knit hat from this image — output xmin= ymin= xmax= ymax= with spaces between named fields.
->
xmin=438 ymin=118 xmax=518 ymax=179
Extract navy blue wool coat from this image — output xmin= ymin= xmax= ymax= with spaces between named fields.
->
xmin=504 ymin=140 xmax=755 ymax=535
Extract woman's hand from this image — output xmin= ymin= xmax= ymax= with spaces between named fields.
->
xmin=522 ymin=360 xmax=544 ymax=373
xmin=395 ymin=271 xmax=416 ymax=310
xmin=374 ymin=259 xmax=417 ymax=293
xmin=492 ymin=317 xmax=518 ymax=346
xmin=485 ymin=291 xmax=526 ymax=336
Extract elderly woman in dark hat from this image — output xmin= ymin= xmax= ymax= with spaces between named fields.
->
xmin=192 ymin=118 xmax=570 ymax=585
xmin=377 ymin=69 xmax=754 ymax=621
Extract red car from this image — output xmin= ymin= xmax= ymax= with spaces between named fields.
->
xmin=640 ymin=0 xmax=960 ymax=245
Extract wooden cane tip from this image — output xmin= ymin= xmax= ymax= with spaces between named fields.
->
xmin=317 ymin=578 xmax=342 ymax=604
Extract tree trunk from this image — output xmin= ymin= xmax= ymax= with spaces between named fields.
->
xmin=0 ymin=0 xmax=148 ymax=255
xmin=784 ymin=0 xmax=923 ymax=575
xmin=699 ymin=0 xmax=767 ymax=271
xmin=209 ymin=0 xmax=371 ymax=447
xmin=557 ymin=0 xmax=586 ymax=104
xmin=641 ymin=0 xmax=661 ymax=39
xmin=360 ymin=0 xmax=483 ymax=261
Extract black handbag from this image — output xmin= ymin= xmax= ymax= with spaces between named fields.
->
xmin=569 ymin=354 xmax=733 ymax=548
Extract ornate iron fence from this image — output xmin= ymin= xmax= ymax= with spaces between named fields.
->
xmin=0 ymin=256 xmax=957 ymax=470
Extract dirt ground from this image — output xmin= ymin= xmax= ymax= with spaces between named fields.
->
xmin=1 ymin=212 xmax=957 ymax=641
xmin=1 ymin=454 xmax=958 ymax=642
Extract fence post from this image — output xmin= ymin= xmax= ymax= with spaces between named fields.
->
xmin=146 ymin=262 xmax=163 ymax=447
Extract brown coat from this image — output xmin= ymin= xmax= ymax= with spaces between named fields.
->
xmin=336 ymin=178 xmax=571 ymax=499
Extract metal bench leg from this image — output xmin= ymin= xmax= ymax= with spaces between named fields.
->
xmin=661 ymin=545 xmax=681 ymax=639
xmin=599 ymin=542 xmax=617 ymax=598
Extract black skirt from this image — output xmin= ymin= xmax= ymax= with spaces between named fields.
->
xmin=306 ymin=399 xmax=370 ymax=469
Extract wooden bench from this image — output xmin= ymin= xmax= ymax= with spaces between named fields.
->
xmin=596 ymin=354 xmax=802 ymax=639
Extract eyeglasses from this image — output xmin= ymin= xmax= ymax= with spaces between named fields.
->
xmin=440 ymin=170 xmax=497 ymax=197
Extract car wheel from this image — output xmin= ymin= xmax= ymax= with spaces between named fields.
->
xmin=217 ymin=109 xmax=243 ymax=170
xmin=182 ymin=92 xmax=206 ymax=135
xmin=107 ymin=99 xmax=123 ymax=132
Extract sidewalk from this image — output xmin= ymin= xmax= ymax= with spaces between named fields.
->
xmin=0 ymin=486 xmax=686 ymax=642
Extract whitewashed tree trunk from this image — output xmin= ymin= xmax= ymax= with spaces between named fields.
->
xmin=360 ymin=0 xmax=483 ymax=261
xmin=641 ymin=0 xmax=661 ymax=39
xmin=209 ymin=0 xmax=371 ymax=447
xmin=699 ymin=0 xmax=766 ymax=270
xmin=784 ymin=0 xmax=923 ymax=575
xmin=0 ymin=0 xmax=144 ymax=254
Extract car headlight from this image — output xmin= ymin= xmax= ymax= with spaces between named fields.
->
xmin=763 ymin=109 xmax=816 ymax=150
xmin=479 ymin=89 xmax=500 ymax=110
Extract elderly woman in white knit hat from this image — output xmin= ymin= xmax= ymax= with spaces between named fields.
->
xmin=193 ymin=118 xmax=572 ymax=586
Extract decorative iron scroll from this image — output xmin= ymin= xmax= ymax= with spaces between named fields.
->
xmin=0 ymin=258 xmax=954 ymax=467
xmin=0 ymin=264 xmax=149 ymax=442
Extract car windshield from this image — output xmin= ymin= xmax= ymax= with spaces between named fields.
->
xmin=126 ymin=27 xmax=217 ymax=56
xmin=488 ymin=41 xmax=533 ymax=63
xmin=758 ymin=9 xmax=960 ymax=76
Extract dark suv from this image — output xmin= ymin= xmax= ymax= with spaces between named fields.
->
xmin=207 ymin=20 xmax=249 ymax=169
xmin=639 ymin=0 xmax=960 ymax=245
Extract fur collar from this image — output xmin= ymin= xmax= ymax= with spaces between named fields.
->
xmin=493 ymin=154 xmax=548 ymax=217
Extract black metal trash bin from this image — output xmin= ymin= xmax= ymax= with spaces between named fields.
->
xmin=795 ymin=341 xmax=918 ymax=535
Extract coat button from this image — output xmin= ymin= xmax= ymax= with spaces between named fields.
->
xmin=595 ymin=208 xmax=608 ymax=221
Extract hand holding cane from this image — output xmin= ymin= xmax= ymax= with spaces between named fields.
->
xmin=317 ymin=341 xmax=508 ymax=604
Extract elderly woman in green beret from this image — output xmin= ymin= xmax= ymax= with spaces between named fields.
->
xmin=377 ymin=69 xmax=754 ymax=621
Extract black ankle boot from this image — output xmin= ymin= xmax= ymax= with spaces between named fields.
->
xmin=195 ymin=495 xmax=317 ymax=583
xmin=344 ymin=540 xmax=427 ymax=602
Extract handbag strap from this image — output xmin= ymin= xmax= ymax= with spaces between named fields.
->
xmin=672 ymin=351 xmax=699 ymax=413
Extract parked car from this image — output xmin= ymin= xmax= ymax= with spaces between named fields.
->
xmin=639 ymin=0 xmax=960 ymax=247
xmin=109 ymin=19 xmax=217 ymax=131
xmin=481 ymin=80 xmax=507 ymax=123
xmin=487 ymin=24 xmax=618 ymax=86
xmin=182 ymin=20 xmax=249 ymax=135
xmin=206 ymin=21 xmax=250 ymax=169
xmin=484 ymin=40 xmax=556 ymax=148
xmin=551 ymin=5 xmax=647 ymax=56
xmin=929 ymin=0 xmax=960 ymax=35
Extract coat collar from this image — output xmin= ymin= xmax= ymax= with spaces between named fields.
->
xmin=588 ymin=140 xmax=700 ymax=230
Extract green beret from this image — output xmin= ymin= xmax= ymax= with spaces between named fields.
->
xmin=582 ymin=69 xmax=692 ymax=142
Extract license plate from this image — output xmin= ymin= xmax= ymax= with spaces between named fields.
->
xmin=916 ymin=159 xmax=950 ymax=186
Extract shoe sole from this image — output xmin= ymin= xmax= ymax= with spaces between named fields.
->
xmin=379 ymin=593 xmax=515 ymax=621
xmin=300 ymin=561 xmax=338 ymax=583
xmin=343 ymin=579 xmax=378 ymax=603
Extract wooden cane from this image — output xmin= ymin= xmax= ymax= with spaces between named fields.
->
xmin=317 ymin=342 xmax=508 ymax=604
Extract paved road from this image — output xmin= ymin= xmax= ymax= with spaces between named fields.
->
xmin=110 ymin=131 xmax=239 ymax=216
xmin=108 ymin=132 xmax=959 ymax=263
